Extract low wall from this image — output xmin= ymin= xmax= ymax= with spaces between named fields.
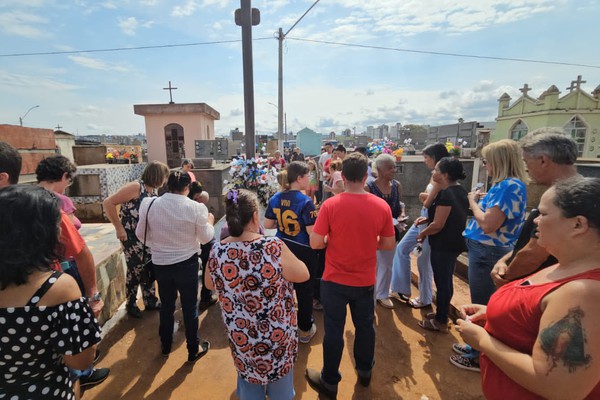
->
xmin=80 ymin=224 xmax=126 ymax=326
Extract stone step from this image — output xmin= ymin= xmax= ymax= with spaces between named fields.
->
xmin=409 ymin=253 xmax=471 ymax=322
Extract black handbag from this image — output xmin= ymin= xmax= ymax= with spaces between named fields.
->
xmin=140 ymin=198 xmax=157 ymax=285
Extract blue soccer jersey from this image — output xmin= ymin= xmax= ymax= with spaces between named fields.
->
xmin=265 ymin=190 xmax=318 ymax=246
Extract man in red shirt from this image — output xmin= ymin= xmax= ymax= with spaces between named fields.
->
xmin=306 ymin=152 xmax=395 ymax=398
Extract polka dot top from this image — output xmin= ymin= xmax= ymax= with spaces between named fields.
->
xmin=0 ymin=271 xmax=102 ymax=399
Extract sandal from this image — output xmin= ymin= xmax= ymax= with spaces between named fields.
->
xmin=408 ymin=298 xmax=431 ymax=309
xmin=425 ymin=311 xmax=436 ymax=319
xmin=418 ymin=318 xmax=448 ymax=333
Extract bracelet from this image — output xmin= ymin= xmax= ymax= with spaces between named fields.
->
xmin=87 ymin=292 xmax=102 ymax=303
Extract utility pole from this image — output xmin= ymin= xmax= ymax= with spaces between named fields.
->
xmin=277 ymin=28 xmax=284 ymax=153
xmin=235 ymin=0 xmax=260 ymax=158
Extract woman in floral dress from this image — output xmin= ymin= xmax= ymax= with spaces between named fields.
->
xmin=206 ymin=189 xmax=308 ymax=399
xmin=103 ymin=161 xmax=169 ymax=318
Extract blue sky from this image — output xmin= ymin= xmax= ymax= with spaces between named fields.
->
xmin=1 ymin=0 xmax=599 ymax=137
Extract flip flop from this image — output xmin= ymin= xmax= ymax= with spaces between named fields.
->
xmin=418 ymin=318 xmax=449 ymax=333
xmin=408 ymin=298 xmax=431 ymax=309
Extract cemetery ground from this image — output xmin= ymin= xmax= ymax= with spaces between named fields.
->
xmin=85 ymin=291 xmax=483 ymax=400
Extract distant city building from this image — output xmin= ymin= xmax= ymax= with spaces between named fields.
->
xmin=428 ymin=120 xmax=481 ymax=148
xmin=494 ymin=76 xmax=600 ymax=158
xmin=366 ymin=126 xmax=374 ymax=136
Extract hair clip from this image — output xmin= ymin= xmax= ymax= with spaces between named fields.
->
xmin=227 ymin=189 xmax=238 ymax=204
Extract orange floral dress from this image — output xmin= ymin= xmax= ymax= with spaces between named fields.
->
xmin=208 ymin=236 xmax=298 ymax=384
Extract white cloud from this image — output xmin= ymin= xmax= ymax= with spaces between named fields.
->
xmin=0 ymin=70 xmax=79 ymax=91
xmin=68 ymin=55 xmax=130 ymax=72
xmin=171 ymin=0 xmax=198 ymax=17
xmin=139 ymin=0 xmax=158 ymax=5
xmin=58 ymin=105 xmax=105 ymax=118
xmin=0 ymin=11 xmax=49 ymax=38
xmin=118 ymin=16 xmax=154 ymax=36
xmin=102 ymin=1 xmax=118 ymax=9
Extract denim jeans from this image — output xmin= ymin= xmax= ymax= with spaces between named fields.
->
xmin=430 ymin=248 xmax=460 ymax=324
xmin=391 ymin=207 xmax=433 ymax=304
xmin=153 ymin=255 xmax=200 ymax=355
xmin=375 ymin=249 xmax=394 ymax=300
xmin=236 ymin=370 xmax=295 ymax=400
xmin=321 ymin=280 xmax=375 ymax=386
xmin=466 ymin=238 xmax=512 ymax=305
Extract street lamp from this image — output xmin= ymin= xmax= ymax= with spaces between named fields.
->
xmin=19 ymin=105 xmax=40 ymax=126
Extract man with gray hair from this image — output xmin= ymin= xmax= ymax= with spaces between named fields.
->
xmin=490 ymin=128 xmax=580 ymax=286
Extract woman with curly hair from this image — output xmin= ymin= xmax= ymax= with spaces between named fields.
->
xmin=206 ymin=189 xmax=308 ymax=399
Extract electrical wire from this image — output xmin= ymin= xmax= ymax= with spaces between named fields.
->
xmin=286 ymin=37 xmax=600 ymax=69
xmin=0 ymin=38 xmax=272 ymax=58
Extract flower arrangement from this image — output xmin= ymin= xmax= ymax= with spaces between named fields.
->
xmin=367 ymin=138 xmax=399 ymax=157
xmin=392 ymin=148 xmax=404 ymax=161
xmin=224 ymin=157 xmax=280 ymax=207
xmin=446 ymin=140 xmax=468 ymax=157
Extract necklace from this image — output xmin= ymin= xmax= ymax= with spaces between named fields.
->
xmin=243 ymin=229 xmax=261 ymax=235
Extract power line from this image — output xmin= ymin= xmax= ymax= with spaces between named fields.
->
xmin=0 ymin=38 xmax=272 ymax=58
xmin=284 ymin=0 xmax=321 ymax=37
xmin=287 ymin=37 xmax=600 ymax=69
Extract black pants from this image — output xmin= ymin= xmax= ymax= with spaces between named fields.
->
xmin=199 ymin=239 xmax=215 ymax=303
xmin=284 ymin=240 xmax=316 ymax=332
xmin=313 ymin=249 xmax=326 ymax=302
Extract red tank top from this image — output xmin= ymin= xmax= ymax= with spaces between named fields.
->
xmin=480 ymin=267 xmax=600 ymax=400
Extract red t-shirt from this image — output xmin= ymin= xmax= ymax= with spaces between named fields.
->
xmin=313 ymin=192 xmax=394 ymax=286
xmin=480 ymin=267 xmax=600 ymax=399
xmin=53 ymin=211 xmax=85 ymax=271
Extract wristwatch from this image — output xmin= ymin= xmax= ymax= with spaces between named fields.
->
xmin=87 ymin=292 xmax=102 ymax=303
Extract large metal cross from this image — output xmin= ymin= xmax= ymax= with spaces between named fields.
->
xmin=567 ymin=75 xmax=586 ymax=92
xmin=519 ymin=83 xmax=531 ymax=97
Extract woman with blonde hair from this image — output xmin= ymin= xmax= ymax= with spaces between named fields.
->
xmin=103 ymin=161 xmax=170 ymax=318
xmin=323 ymin=159 xmax=344 ymax=196
xmin=451 ymin=139 xmax=528 ymax=371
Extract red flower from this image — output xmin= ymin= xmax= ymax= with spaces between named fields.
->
xmin=248 ymin=327 xmax=258 ymax=339
xmin=232 ymin=330 xmax=248 ymax=346
xmin=270 ymin=305 xmax=285 ymax=324
xmin=249 ymin=250 xmax=262 ymax=265
xmin=243 ymin=275 xmax=260 ymax=292
xmin=262 ymin=286 xmax=276 ymax=299
xmin=239 ymin=260 xmax=250 ymax=270
xmin=270 ymin=328 xmax=285 ymax=342
xmin=243 ymin=295 xmax=262 ymax=314
xmin=207 ymin=257 xmax=218 ymax=273
xmin=215 ymin=277 xmax=225 ymax=291
xmin=254 ymin=359 xmax=273 ymax=375
xmin=254 ymin=342 xmax=270 ymax=356
xmin=221 ymin=297 xmax=234 ymax=313
xmin=260 ymin=263 xmax=276 ymax=280
xmin=221 ymin=262 xmax=239 ymax=281
xmin=235 ymin=318 xmax=247 ymax=329
xmin=257 ymin=319 xmax=271 ymax=333
xmin=273 ymin=346 xmax=285 ymax=359
xmin=227 ymin=248 xmax=241 ymax=260
xmin=264 ymin=240 xmax=282 ymax=257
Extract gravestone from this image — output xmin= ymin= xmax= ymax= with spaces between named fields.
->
xmin=195 ymin=139 xmax=229 ymax=161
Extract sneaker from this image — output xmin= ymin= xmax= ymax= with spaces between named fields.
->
xmin=449 ymin=355 xmax=480 ymax=372
xmin=198 ymin=295 xmax=218 ymax=312
xmin=377 ymin=298 xmax=394 ymax=309
xmin=79 ymin=368 xmax=110 ymax=389
xmin=299 ymin=323 xmax=317 ymax=344
xmin=452 ymin=343 xmax=472 ymax=356
xmin=187 ymin=341 xmax=210 ymax=364
xmin=312 ymin=299 xmax=323 ymax=311
xmin=126 ymin=304 xmax=142 ymax=318
xmin=305 ymin=368 xmax=337 ymax=399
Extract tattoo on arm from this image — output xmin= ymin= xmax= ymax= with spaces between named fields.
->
xmin=539 ymin=306 xmax=592 ymax=374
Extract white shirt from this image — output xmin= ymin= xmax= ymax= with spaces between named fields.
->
xmin=136 ymin=193 xmax=215 ymax=265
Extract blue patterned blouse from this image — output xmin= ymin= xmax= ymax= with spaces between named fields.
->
xmin=463 ymin=178 xmax=527 ymax=247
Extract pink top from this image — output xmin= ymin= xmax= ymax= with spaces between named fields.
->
xmin=56 ymin=192 xmax=81 ymax=230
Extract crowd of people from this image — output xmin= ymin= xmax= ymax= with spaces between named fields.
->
xmin=2 ymin=127 xmax=600 ymax=399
